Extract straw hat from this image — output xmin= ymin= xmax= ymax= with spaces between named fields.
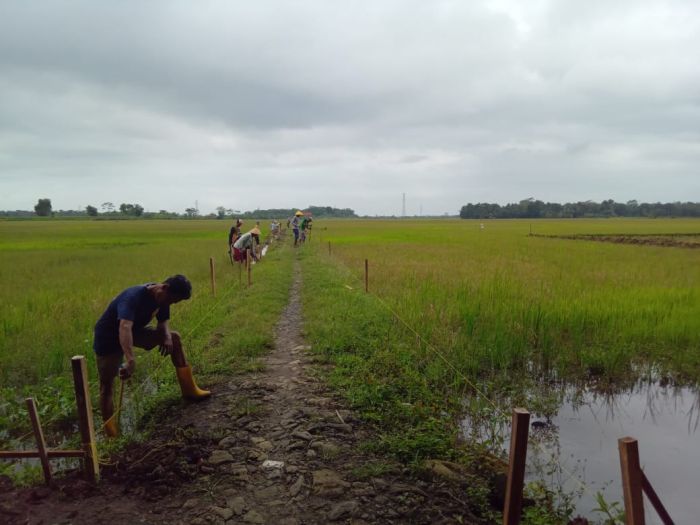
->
xmin=295 ymin=211 xmax=303 ymax=216
xmin=250 ymin=227 xmax=261 ymax=235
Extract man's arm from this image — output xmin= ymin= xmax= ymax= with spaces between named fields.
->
xmin=157 ymin=319 xmax=173 ymax=356
xmin=119 ymin=319 xmax=136 ymax=377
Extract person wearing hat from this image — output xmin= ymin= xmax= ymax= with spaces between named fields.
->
xmin=291 ymin=211 xmax=303 ymax=246
xmin=233 ymin=227 xmax=261 ymax=263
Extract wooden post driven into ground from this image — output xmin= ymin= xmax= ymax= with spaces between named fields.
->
xmin=328 ymin=241 xmax=331 ymax=256
xmin=71 ymin=356 xmax=99 ymax=483
xmin=209 ymin=257 xmax=216 ymax=297
xmin=247 ymin=249 xmax=252 ymax=287
xmin=365 ymin=259 xmax=369 ymax=293
xmin=619 ymin=437 xmax=674 ymax=525
xmin=238 ymin=258 xmax=242 ymax=285
xmin=26 ymin=397 xmax=51 ymax=484
xmin=503 ymin=408 xmax=530 ymax=525
xmin=619 ymin=437 xmax=645 ymax=525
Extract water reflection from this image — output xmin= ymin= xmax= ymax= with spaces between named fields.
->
xmin=462 ymin=379 xmax=700 ymax=523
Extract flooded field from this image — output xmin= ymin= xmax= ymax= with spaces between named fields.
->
xmin=464 ymin=379 xmax=700 ymax=523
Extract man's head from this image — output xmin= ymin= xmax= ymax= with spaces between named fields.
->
xmin=249 ymin=227 xmax=261 ymax=244
xmin=156 ymin=274 xmax=192 ymax=305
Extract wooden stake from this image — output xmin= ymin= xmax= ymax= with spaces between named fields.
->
xmin=0 ymin=449 xmax=85 ymax=459
xmin=619 ymin=437 xmax=645 ymax=525
xmin=26 ymin=398 xmax=51 ymax=484
xmin=365 ymin=259 xmax=369 ymax=293
xmin=238 ymin=258 xmax=242 ymax=285
xmin=71 ymin=356 xmax=99 ymax=483
xmin=247 ymin=249 xmax=252 ymax=287
xmin=209 ymin=256 xmax=216 ymax=297
xmin=328 ymin=241 xmax=331 ymax=256
xmin=641 ymin=472 xmax=673 ymax=525
xmin=503 ymin=408 xmax=530 ymax=525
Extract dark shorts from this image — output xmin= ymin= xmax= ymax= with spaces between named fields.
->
xmin=233 ymin=247 xmax=248 ymax=262
xmin=95 ymin=327 xmax=164 ymax=384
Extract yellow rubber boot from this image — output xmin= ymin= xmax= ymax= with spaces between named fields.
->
xmin=104 ymin=417 xmax=119 ymax=438
xmin=176 ymin=365 xmax=211 ymax=400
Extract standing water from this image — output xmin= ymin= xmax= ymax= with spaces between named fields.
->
xmin=462 ymin=379 xmax=700 ymax=523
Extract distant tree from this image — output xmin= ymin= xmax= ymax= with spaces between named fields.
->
xmin=184 ymin=207 xmax=198 ymax=217
xmin=86 ymin=205 xmax=98 ymax=216
xmin=216 ymin=206 xmax=227 ymax=219
xmin=119 ymin=203 xmax=144 ymax=216
xmin=34 ymin=198 xmax=52 ymax=216
xmin=101 ymin=202 xmax=115 ymax=213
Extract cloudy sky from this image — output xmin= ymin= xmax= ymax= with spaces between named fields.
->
xmin=1 ymin=1 xmax=698 ymax=216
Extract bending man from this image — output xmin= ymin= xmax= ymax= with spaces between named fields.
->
xmin=93 ymin=274 xmax=210 ymax=437
xmin=232 ymin=227 xmax=261 ymax=263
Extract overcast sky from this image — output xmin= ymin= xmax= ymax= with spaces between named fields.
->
xmin=1 ymin=1 xmax=698 ymax=216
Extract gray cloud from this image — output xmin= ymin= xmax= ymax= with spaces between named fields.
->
xmin=1 ymin=0 xmax=698 ymax=215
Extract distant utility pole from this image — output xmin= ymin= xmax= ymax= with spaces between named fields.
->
xmin=402 ymin=193 xmax=406 ymax=217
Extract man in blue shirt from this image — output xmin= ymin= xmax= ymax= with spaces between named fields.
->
xmin=93 ymin=274 xmax=210 ymax=437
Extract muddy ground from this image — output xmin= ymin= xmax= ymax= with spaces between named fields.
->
xmin=530 ymin=232 xmax=700 ymax=249
xmin=1 ymin=267 xmax=485 ymax=525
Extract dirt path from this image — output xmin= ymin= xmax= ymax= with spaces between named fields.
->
xmin=2 ymin=263 xmax=479 ymax=525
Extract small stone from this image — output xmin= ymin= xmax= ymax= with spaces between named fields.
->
xmin=289 ymin=475 xmax=304 ymax=497
xmin=182 ymin=498 xmax=200 ymax=509
xmin=243 ymin=510 xmax=265 ymax=524
xmin=328 ymin=500 xmax=359 ymax=521
xmin=208 ymin=450 xmax=234 ymax=465
xmin=256 ymin=485 xmax=280 ymax=499
xmin=262 ymin=459 xmax=285 ymax=471
xmin=313 ymin=469 xmax=350 ymax=498
xmin=292 ymin=430 xmax=313 ymax=441
xmin=251 ymin=437 xmax=274 ymax=451
xmin=227 ymin=496 xmax=246 ymax=515
xmin=210 ymin=506 xmax=233 ymax=520
xmin=218 ymin=436 xmax=237 ymax=448
xmin=306 ymin=449 xmax=317 ymax=458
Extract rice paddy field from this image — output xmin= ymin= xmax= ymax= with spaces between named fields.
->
xmin=0 ymin=219 xmax=293 ymax=459
xmin=301 ymin=217 xmax=700 ymax=522
xmin=2 ymin=217 xmax=699 ymax=521
xmin=318 ymin=218 xmax=700 ymax=385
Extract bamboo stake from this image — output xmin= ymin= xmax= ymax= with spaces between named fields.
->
xmin=238 ymin=258 xmax=242 ymax=285
xmin=247 ymin=249 xmax=252 ymax=287
xmin=619 ymin=437 xmax=645 ymax=525
xmin=71 ymin=356 xmax=99 ymax=483
xmin=26 ymin=398 xmax=51 ymax=484
xmin=503 ymin=408 xmax=530 ymax=525
xmin=365 ymin=259 xmax=369 ymax=293
xmin=209 ymin=257 xmax=216 ymax=297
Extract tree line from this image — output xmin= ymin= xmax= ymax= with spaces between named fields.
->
xmin=0 ymin=199 xmax=356 ymax=219
xmin=459 ymin=199 xmax=700 ymax=219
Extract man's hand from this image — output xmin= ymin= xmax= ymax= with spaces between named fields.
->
xmin=159 ymin=334 xmax=174 ymax=357
xmin=119 ymin=358 xmax=136 ymax=379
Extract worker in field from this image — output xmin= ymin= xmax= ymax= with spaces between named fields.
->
xmin=93 ymin=274 xmax=210 ymax=437
xmin=228 ymin=219 xmax=243 ymax=258
xmin=233 ymin=227 xmax=261 ymax=263
xmin=291 ymin=210 xmax=303 ymax=246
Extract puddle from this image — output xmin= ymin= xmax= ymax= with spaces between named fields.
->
xmin=462 ymin=380 xmax=700 ymax=523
